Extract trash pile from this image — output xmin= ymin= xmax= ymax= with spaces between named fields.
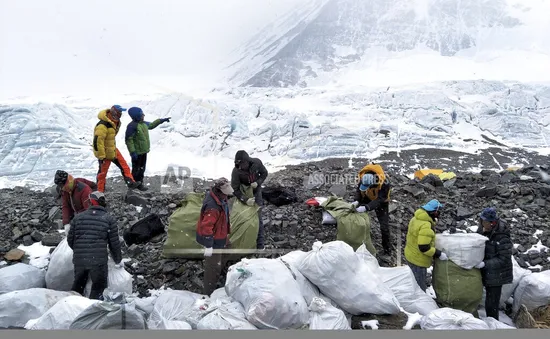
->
xmin=1 ymin=238 xmax=548 ymax=330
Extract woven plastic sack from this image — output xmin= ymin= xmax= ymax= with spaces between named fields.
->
xmin=435 ymin=233 xmax=488 ymax=269
xmin=25 ymin=295 xmax=99 ymax=330
xmin=0 ymin=263 xmax=46 ymax=294
xmin=309 ymin=297 xmax=351 ymax=330
xmin=420 ymin=308 xmax=490 ymax=330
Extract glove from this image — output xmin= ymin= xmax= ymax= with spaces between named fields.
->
xmin=204 ymin=247 xmax=213 ymax=257
xmin=250 ymin=182 xmax=258 ymax=189
xmin=351 ymin=201 xmax=359 ymax=207
xmin=160 ymin=117 xmax=171 ymax=123
xmin=438 ymin=252 xmax=448 ymax=261
xmin=246 ymin=198 xmax=255 ymax=206
xmin=356 ymin=206 xmax=367 ymax=213
xmin=475 ymin=261 xmax=485 ymax=269
xmin=130 ymin=152 xmax=138 ymax=161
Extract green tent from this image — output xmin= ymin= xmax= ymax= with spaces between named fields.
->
xmin=321 ymin=196 xmax=376 ymax=254
xmin=228 ymin=185 xmax=260 ymax=254
xmin=162 ymin=192 xmax=205 ymax=259
xmin=433 ymin=258 xmax=483 ymax=316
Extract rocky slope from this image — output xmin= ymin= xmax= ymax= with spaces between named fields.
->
xmin=1 ymin=148 xmax=549 ymax=298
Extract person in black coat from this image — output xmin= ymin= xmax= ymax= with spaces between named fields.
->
xmin=476 ymin=207 xmax=513 ymax=320
xmin=67 ymin=191 xmax=122 ymax=300
xmin=231 ymin=150 xmax=269 ymax=249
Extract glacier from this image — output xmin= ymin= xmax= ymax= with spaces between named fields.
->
xmin=1 ymin=79 xmax=550 ymax=190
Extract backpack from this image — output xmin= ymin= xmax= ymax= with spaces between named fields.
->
xmin=123 ymin=214 xmax=165 ymax=246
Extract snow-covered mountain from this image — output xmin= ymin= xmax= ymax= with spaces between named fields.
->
xmin=2 ymin=0 xmax=550 ymax=190
xmin=228 ymin=0 xmax=550 ymax=87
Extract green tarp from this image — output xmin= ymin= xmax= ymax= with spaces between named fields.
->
xmin=433 ymin=258 xmax=483 ymax=316
xmin=228 ymin=185 xmax=260 ymax=253
xmin=163 ymin=192 xmax=205 ymax=259
xmin=321 ymin=196 xmax=376 ymax=254
xmin=162 ymin=186 xmax=260 ymax=259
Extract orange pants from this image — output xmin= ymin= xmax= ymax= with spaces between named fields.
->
xmin=96 ymin=148 xmax=135 ymax=192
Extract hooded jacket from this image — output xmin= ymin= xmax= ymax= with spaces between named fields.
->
xmin=196 ymin=189 xmax=231 ymax=249
xmin=61 ymin=176 xmax=97 ymax=225
xmin=355 ymin=164 xmax=391 ymax=210
xmin=230 ymin=150 xmax=268 ymax=203
xmin=477 ymin=219 xmax=514 ymax=286
xmin=125 ymin=109 xmax=162 ymax=155
xmin=404 ymin=208 xmax=442 ymax=268
xmin=93 ymin=109 xmax=121 ymax=160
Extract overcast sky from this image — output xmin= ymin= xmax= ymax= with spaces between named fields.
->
xmin=0 ymin=0 xmax=309 ymax=100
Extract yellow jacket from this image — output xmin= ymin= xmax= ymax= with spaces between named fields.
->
xmin=92 ymin=109 xmax=121 ymax=160
xmin=404 ymin=208 xmax=438 ymax=268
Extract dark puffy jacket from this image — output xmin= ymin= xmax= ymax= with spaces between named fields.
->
xmin=196 ymin=189 xmax=230 ymax=249
xmin=231 ymin=150 xmax=268 ymax=203
xmin=61 ymin=178 xmax=97 ymax=225
xmin=477 ymin=220 xmax=513 ymax=287
xmin=67 ymin=206 xmax=122 ymax=267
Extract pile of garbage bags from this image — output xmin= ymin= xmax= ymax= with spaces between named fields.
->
xmin=2 ymin=237 xmax=547 ymax=330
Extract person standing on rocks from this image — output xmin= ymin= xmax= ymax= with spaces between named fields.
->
xmin=196 ymin=178 xmax=234 ymax=296
xmin=475 ymin=207 xmax=513 ymax=321
xmin=352 ymin=163 xmax=392 ymax=259
xmin=404 ymin=199 xmax=448 ymax=292
xmin=67 ymin=191 xmax=122 ymax=300
xmin=124 ymin=107 xmax=171 ymax=191
xmin=54 ymin=170 xmax=97 ymax=228
xmin=93 ymin=104 xmax=141 ymax=192
xmin=231 ymin=150 xmax=269 ymax=250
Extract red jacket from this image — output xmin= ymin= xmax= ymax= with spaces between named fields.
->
xmin=61 ymin=178 xmax=96 ymax=225
xmin=196 ymin=190 xmax=230 ymax=249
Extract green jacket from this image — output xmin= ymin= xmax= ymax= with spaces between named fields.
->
xmin=125 ymin=119 xmax=162 ymax=155
xmin=404 ymin=208 xmax=439 ymax=268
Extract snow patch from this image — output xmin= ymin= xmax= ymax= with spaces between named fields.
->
xmin=527 ymin=240 xmax=549 ymax=252
xmin=17 ymin=242 xmax=53 ymax=269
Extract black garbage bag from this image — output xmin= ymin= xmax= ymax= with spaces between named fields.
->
xmin=261 ymin=186 xmax=298 ymax=207
xmin=123 ymin=214 xmax=165 ymax=246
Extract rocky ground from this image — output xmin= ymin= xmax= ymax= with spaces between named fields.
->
xmin=1 ymin=147 xmax=550 ymax=300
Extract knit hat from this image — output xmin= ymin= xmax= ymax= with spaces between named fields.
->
xmin=213 ymin=177 xmax=233 ymax=196
xmin=359 ymin=173 xmax=376 ymax=191
xmin=422 ymin=199 xmax=444 ymax=212
xmin=54 ymin=170 xmax=68 ymax=186
xmin=89 ymin=191 xmax=106 ymax=207
xmin=480 ymin=207 xmax=498 ymax=222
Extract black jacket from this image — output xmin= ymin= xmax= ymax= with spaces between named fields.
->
xmin=67 ymin=205 xmax=122 ymax=267
xmin=477 ymin=219 xmax=513 ymax=287
xmin=231 ymin=150 xmax=268 ymax=203
xmin=354 ymin=182 xmax=391 ymax=211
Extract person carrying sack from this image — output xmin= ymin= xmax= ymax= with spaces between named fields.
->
xmin=404 ymin=199 xmax=448 ymax=291
xmin=196 ymin=178 xmax=234 ymax=296
xmin=124 ymin=107 xmax=171 ymax=191
xmin=230 ymin=150 xmax=268 ymax=250
xmin=93 ymin=104 xmax=141 ymax=192
xmin=67 ymin=191 xmax=122 ymax=300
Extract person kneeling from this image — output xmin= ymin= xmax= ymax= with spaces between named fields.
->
xmin=67 ymin=191 xmax=122 ymax=300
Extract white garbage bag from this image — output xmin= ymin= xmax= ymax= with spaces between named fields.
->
xmin=483 ymin=317 xmax=516 ymax=329
xmin=24 ymin=295 xmax=99 ymax=330
xmin=225 ymin=258 xmax=309 ymax=329
xmin=156 ymin=320 xmax=192 ymax=329
xmin=0 ymin=263 xmax=46 ymax=294
xmin=379 ymin=266 xmax=439 ymax=316
xmin=297 ymin=241 xmax=401 ymax=315
xmin=45 ymin=238 xmax=74 ymax=291
xmin=0 ymin=288 xmax=78 ymax=328
xmin=481 ymin=256 xmax=532 ymax=308
xmin=355 ymin=244 xmax=380 ymax=272
xmin=210 ymin=288 xmax=228 ymax=301
xmin=420 ymin=308 xmax=490 ymax=330
xmin=512 ymin=270 xmax=550 ymax=314
xmin=308 ymin=297 xmax=351 ymax=330
xmin=322 ymin=211 xmax=337 ymax=225
xmin=279 ymin=254 xmax=320 ymax=305
xmin=197 ymin=296 xmax=257 ymax=330
xmin=69 ymin=300 xmax=148 ymax=329
xmin=84 ymin=258 xmax=133 ymax=297
xmin=147 ymin=290 xmax=210 ymax=329
xmin=435 ymin=233 xmax=488 ymax=270
xmin=126 ymin=295 xmax=159 ymax=317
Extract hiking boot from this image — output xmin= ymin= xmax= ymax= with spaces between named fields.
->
xmin=137 ymin=183 xmax=149 ymax=191
xmin=126 ymin=180 xmax=141 ymax=190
